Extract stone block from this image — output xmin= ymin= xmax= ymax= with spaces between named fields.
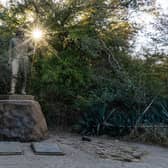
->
xmin=0 ymin=142 xmax=23 ymax=155
xmin=0 ymin=95 xmax=48 ymax=141
xmin=0 ymin=95 xmax=34 ymax=100
xmin=31 ymin=142 xmax=65 ymax=155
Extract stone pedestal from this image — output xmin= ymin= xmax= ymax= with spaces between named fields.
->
xmin=0 ymin=95 xmax=48 ymax=141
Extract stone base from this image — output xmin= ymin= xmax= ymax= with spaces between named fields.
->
xmin=0 ymin=95 xmax=34 ymax=100
xmin=0 ymin=95 xmax=48 ymax=142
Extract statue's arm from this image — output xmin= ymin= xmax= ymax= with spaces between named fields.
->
xmin=27 ymin=47 xmax=35 ymax=56
xmin=27 ymin=42 xmax=35 ymax=56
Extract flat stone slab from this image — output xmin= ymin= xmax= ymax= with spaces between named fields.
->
xmin=31 ymin=143 xmax=65 ymax=155
xmin=0 ymin=95 xmax=34 ymax=100
xmin=0 ymin=142 xmax=23 ymax=155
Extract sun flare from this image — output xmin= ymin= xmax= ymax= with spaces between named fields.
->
xmin=31 ymin=28 xmax=43 ymax=41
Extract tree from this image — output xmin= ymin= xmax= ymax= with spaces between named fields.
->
xmin=0 ymin=0 xmax=168 ymax=128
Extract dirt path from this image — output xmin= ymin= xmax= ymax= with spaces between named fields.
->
xmin=0 ymin=132 xmax=168 ymax=168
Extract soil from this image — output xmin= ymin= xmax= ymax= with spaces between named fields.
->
xmin=0 ymin=131 xmax=168 ymax=168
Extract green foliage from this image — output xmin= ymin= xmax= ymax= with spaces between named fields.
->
xmin=0 ymin=0 xmax=168 ymax=132
xmin=76 ymin=98 xmax=168 ymax=137
xmin=31 ymin=48 xmax=92 ymax=97
xmin=75 ymin=103 xmax=131 ymax=136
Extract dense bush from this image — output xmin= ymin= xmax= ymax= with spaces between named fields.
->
xmin=74 ymin=103 xmax=131 ymax=136
xmin=0 ymin=0 xmax=168 ymax=133
xmin=76 ymin=98 xmax=168 ymax=136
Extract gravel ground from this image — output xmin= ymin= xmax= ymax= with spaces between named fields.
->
xmin=0 ymin=132 xmax=168 ymax=168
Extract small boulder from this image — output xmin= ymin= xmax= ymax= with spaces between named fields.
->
xmin=82 ymin=136 xmax=92 ymax=142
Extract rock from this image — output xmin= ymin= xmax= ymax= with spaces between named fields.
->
xmin=132 ymin=151 xmax=144 ymax=159
xmin=0 ymin=96 xmax=48 ymax=141
xmin=82 ymin=136 xmax=92 ymax=142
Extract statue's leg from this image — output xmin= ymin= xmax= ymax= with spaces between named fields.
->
xmin=9 ymin=59 xmax=19 ymax=94
xmin=21 ymin=57 xmax=29 ymax=95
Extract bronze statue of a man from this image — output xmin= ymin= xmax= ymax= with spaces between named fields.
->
xmin=8 ymin=30 xmax=34 ymax=95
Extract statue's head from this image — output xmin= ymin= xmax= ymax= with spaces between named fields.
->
xmin=16 ymin=29 xmax=24 ymax=38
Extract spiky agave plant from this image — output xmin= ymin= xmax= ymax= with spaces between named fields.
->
xmin=76 ymin=103 xmax=131 ymax=136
